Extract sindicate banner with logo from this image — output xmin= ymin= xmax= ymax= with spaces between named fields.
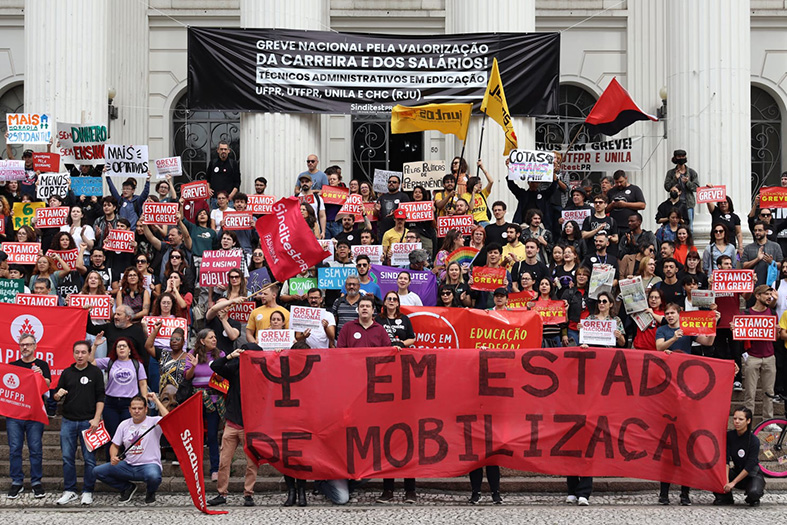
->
xmin=240 ymin=347 xmax=733 ymax=492
xmin=188 ymin=28 xmax=560 ymax=115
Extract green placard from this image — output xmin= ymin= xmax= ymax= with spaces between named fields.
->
xmin=288 ymin=278 xmax=318 ymax=296
xmin=0 ymin=278 xmax=23 ymax=303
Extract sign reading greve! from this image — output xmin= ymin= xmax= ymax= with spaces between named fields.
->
xmin=696 ymin=185 xmax=727 ymax=204
xmin=68 ymin=294 xmax=113 ymax=320
xmin=320 ymin=186 xmax=349 ymax=205
xmin=711 ymin=269 xmax=754 ymax=293
xmin=401 ymin=160 xmax=447 ymax=192
xmin=437 ymin=215 xmax=474 ymax=237
xmin=732 ymin=315 xmax=777 ymax=341
xmin=760 ymin=186 xmax=787 ymax=208
xmin=199 ymin=249 xmax=243 ymax=287
xmin=247 ymin=194 xmax=275 ymax=215
xmin=144 ymin=316 xmax=188 ymax=338
xmin=1 ymin=242 xmax=40 ymax=264
xmin=399 ymin=201 xmax=434 ymax=222
xmin=679 ymin=310 xmax=717 ymax=336
xmin=103 ymin=229 xmax=135 ymax=253
xmin=181 ymin=180 xmax=210 ymax=201
xmin=222 ymin=211 xmax=254 ymax=230
xmin=142 ymin=202 xmax=179 ymax=225
xmin=34 ymin=206 xmax=69 ymax=228
xmin=470 ymin=266 xmax=506 ymax=292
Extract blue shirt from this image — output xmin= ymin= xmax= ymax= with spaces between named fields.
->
xmin=655 ymin=324 xmax=694 ymax=353
xmin=106 ymin=177 xmax=150 ymax=230
xmin=297 ymin=170 xmax=328 ymax=190
xmin=360 ymin=280 xmax=382 ymax=300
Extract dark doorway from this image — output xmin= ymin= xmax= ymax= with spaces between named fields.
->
xmin=351 ymin=117 xmax=422 ymax=183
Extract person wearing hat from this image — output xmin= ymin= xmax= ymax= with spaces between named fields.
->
xmin=740 ymin=284 xmax=778 ymax=422
xmin=381 ymin=208 xmax=409 ymax=263
xmin=558 ymin=187 xmax=593 ymax=227
xmin=106 ymin=173 xmax=150 ymax=230
xmin=490 ymin=287 xmax=509 ymax=311
xmin=295 ymin=172 xmax=327 ymax=239
xmin=664 ymin=149 xmax=699 ymax=230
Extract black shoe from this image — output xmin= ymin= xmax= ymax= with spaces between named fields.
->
xmin=748 ymin=499 xmax=760 ymax=507
xmin=404 ymin=490 xmax=417 ymax=504
xmin=713 ymin=496 xmax=734 ymax=506
xmin=207 ymin=494 xmax=226 ymax=506
xmin=658 ymin=495 xmax=669 ymax=505
xmin=283 ymin=488 xmax=296 ymax=507
xmin=7 ymin=485 xmax=23 ymax=499
xmin=376 ymin=490 xmax=394 ymax=504
xmin=32 ymin=484 xmax=45 ymax=499
xmin=492 ymin=491 xmax=503 ymax=505
xmin=297 ymin=486 xmax=307 ymax=507
xmin=680 ymin=494 xmax=691 ymax=506
xmin=469 ymin=492 xmax=480 ymax=505
xmin=244 ymin=495 xmax=255 ymax=507
xmin=119 ymin=484 xmax=137 ymax=503
xmin=145 ymin=492 xmax=156 ymax=504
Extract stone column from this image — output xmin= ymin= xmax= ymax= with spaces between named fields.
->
xmin=445 ymin=0 xmax=536 ymax=213
xmin=666 ymin=0 xmax=751 ymax=241
xmin=239 ymin=0 xmax=328 ymax=196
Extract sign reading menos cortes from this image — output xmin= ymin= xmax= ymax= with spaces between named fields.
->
xmin=188 ymin=28 xmax=560 ymax=115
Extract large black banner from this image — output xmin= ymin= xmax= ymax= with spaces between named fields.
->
xmin=188 ymin=28 xmax=560 ymax=116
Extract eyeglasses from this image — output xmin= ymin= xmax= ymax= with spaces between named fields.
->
xmin=598 ymin=299 xmax=609 ymax=304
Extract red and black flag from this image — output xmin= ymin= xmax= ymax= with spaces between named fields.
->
xmin=584 ymin=78 xmax=657 ymax=136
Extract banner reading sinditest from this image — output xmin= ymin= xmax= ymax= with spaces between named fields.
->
xmin=240 ymin=347 xmax=733 ymax=492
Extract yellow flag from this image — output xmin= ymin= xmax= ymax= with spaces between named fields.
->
xmin=391 ymin=103 xmax=472 ymax=141
xmin=480 ymin=58 xmax=518 ymax=155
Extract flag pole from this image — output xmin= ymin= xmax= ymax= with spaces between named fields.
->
xmin=458 ymin=139 xmax=466 ymax=171
xmin=117 ymin=420 xmax=162 ymax=461
xmin=565 ymin=123 xmax=586 ymax=156
xmin=476 ymin=110 xmax=488 ymax=177
xmin=244 ymin=281 xmax=281 ymax=301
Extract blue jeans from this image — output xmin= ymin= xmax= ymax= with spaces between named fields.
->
xmin=7 ymin=418 xmax=44 ymax=486
xmin=567 ymin=329 xmax=580 ymax=346
xmin=95 ymin=460 xmax=162 ymax=493
xmin=688 ymin=207 xmax=694 ymax=232
xmin=60 ymin=418 xmax=96 ymax=492
xmin=205 ymin=408 xmax=220 ymax=474
xmin=103 ymin=396 xmax=132 ymax=452
xmin=325 ymin=220 xmax=343 ymax=240
xmin=316 ymin=479 xmax=350 ymax=505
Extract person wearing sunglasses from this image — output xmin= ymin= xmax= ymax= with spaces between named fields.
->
xmin=294 ymin=154 xmax=327 ymax=193
xmin=355 ymin=255 xmax=382 ymax=300
xmin=702 ymin=223 xmax=736 ymax=273
xmin=578 ymin=291 xmax=625 ymax=348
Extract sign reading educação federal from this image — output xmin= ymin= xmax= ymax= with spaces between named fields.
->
xmin=188 ymin=28 xmax=560 ymax=115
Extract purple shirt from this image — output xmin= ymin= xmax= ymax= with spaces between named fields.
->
xmin=95 ymin=358 xmax=147 ymax=398
xmin=112 ymin=415 xmax=163 ymax=468
xmin=184 ymin=350 xmax=225 ymax=388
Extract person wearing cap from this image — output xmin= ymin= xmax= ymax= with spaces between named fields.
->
xmin=106 ymin=173 xmax=150 ymax=230
xmin=558 ymin=187 xmax=593 ymax=227
xmin=4 ymin=139 xmax=40 ymax=197
xmin=296 ymin=172 xmax=327 ymax=239
xmin=381 ymin=208 xmax=409 ymax=263
xmin=664 ymin=149 xmax=699 ymax=230
xmin=490 ymin=287 xmax=509 ymax=311
xmin=740 ymin=284 xmax=778 ymax=422
xmin=295 ymin=154 xmax=328 ymax=193
xmin=376 ymin=174 xmax=410 ymax=236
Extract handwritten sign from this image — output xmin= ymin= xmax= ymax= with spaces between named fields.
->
xmin=317 ymin=267 xmax=358 ymax=289
xmin=507 ymin=150 xmax=555 ymax=183
xmin=0 ymin=160 xmax=26 ymax=181
xmin=103 ymin=229 xmax=135 ymax=253
xmin=401 ymin=160 xmax=446 ymax=192
xmin=34 ymin=206 xmax=69 ymax=228
xmin=37 ymin=172 xmax=70 ymax=200
xmin=199 ymin=249 xmax=243 ymax=287
xmin=6 ymin=113 xmax=53 ymax=144
xmin=399 ymin=201 xmax=434 ymax=222
xmin=248 ymin=194 xmax=275 ymax=215
xmin=105 ymin=144 xmax=149 ymax=176
xmin=470 ymin=266 xmax=506 ymax=292
xmin=0 ymin=279 xmax=24 ymax=303
xmin=154 ymin=156 xmax=182 ymax=177
xmin=290 ymin=306 xmax=324 ymax=332
xmin=437 ymin=215 xmax=474 ymax=237
xmin=33 ymin=152 xmax=60 ymax=173
xmin=732 ymin=315 xmax=777 ymax=341
xmin=579 ymin=318 xmax=616 ymax=346
xmin=71 ymin=176 xmax=103 ymax=197
xmin=373 ymin=169 xmax=401 ymax=194
xmin=287 ymin=277 xmax=318 ymax=297
xmin=62 ymin=123 xmax=107 ymax=164
xmin=142 ymin=202 xmax=179 ymax=225
xmin=679 ymin=310 xmax=716 ymax=336
xmin=711 ymin=269 xmax=754 ymax=293
xmin=11 ymin=202 xmax=45 ymax=229
xmin=16 ymin=294 xmax=57 ymax=307
xmin=1 ymin=242 xmax=40 ymax=264
xmin=221 ymin=211 xmax=254 ymax=230
xmin=258 ymin=329 xmax=295 ymax=351
xmin=181 ymin=180 xmax=210 ymax=201
xmin=68 ymin=294 xmax=113 ymax=320
xmin=696 ymin=185 xmax=726 ymax=204
xmin=144 ymin=316 xmax=188 ymax=338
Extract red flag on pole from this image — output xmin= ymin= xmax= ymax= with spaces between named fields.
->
xmin=0 ymin=362 xmax=49 ymax=425
xmin=584 ymin=77 xmax=658 ymax=136
xmin=157 ymin=393 xmax=227 ymax=515
xmin=255 ymin=197 xmax=330 ymax=283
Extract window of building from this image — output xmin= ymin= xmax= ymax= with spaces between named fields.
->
xmin=351 ymin=117 xmax=422 ymax=183
xmin=751 ymin=86 xmax=782 ymax=200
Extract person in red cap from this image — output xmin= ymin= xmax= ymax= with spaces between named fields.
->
xmin=382 ymin=208 xmax=409 ymax=264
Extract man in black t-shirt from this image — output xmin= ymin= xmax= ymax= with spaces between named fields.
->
xmin=206 ymin=140 xmax=241 ymax=203
xmin=376 ymin=175 xmax=410 ymax=235
xmin=654 ymin=258 xmax=685 ymax=306
xmin=606 ymin=170 xmax=646 ymax=237
xmin=205 ymin=298 xmax=243 ymax=351
xmin=484 ymin=201 xmax=512 ymax=246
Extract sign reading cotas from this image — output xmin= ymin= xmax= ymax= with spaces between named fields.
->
xmin=507 ymin=149 xmax=554 ymax=183
xmin=105 ymin=145 xmax=149 ymax=175
xmin=401 ymin=160 xmax=446 ymax=192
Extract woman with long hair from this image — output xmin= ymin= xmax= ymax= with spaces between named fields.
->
xmin=707 ymin=195 xmax=743 ymax=251
xmin=441 ymin=261 xmax=472 ymax=307
xmin=210 ymin=190 xmax=231 ymax=231
xmin=620 ymin=241 xmax=656 ymax=279
xmin=579 ymin=291 xmax=625 ymax=347
xmin=164 ymin=247 xmax=196 ymax=292
xmin=15 ymin=224 xmax=37 ymax=244
xmin=219 ymin=267 xmax=247 ymax=301
xmin=637 ymin=256 xmax=662 ymax=290
xmin=249 ymin=248 xmax=267 ymax=272
xmin=116 ymin=266 xmax=151 ymax=322
xmin=682 ymin=250 xmax=708 ymax=289
xmin=702 ymin=222 xmax=736 ymax=273
xmin=561 ymin=266 xmax=592 ymax=346
xmin=673 ymin=225 xmax=698 ymax=265
xmin=300 ymin=202 xmax=320 ymax=238
xmin=185 ymin=328 xmax=225 ymax=481
xmin=656 ymin=208 xmax=682 ymax=244
xmin=550 ymin=244 xmax=564 ymax=273
xmin=3 ymin=180 xmax=21 ymax=205
xmin=406 ymin=185 xmax=436 ymax=255
xmin=533 ymin=277 xmax=564 ymax=347
xmin=467 ymin=226 xmax=488 ymax=267
xmin=62 ymin=205 xmax=95 ymax=251
xmin=632 ymin=288 xmax=666 ymax=350
xmin=515 ymin=270 xmax=538 ymax=296
xmin=560 ymin=220 xmax=584 ymax=259
xmin=712 ymin=406 xmax=765 ymax=506
xmin=48 ymin=231 xmax=86 ymax=301
xmin=450 ymin=156 xmax=469 ymax=195
xmin=0 ymin=196 xmax=11 ymax=241
xmin=434 ymin=229 xmax=465 ymax=280
xmin=30 ymin=254 xmax=69 ymax=292
xmin=80 ymin=270 xmax=110 ymax=358
xmin=553 ymin=245 xmax=578 ymax=291
xmin=396 ymin=271 xmax=423 ymax=307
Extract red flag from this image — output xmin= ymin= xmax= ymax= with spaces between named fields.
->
xmin=584 ymin=78 xmax=657 ymax=136
xmin=255 ymin=197 xmax=330 ymax=282
xmin=157 ymin=393 xmax=227 ymax=515
xmin=0 ymin=304 xmax=89 ymax=383
xmin=0 ymin=362 xmax=48 ymax=424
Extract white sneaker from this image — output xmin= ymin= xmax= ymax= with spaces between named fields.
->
xmin=733 ymin=381 xmax=743 ymax=391
xmin=56 ymin=491 xmax=78 ymax=505
xmin=578 ymin=497 xmax=590 ymax=506
xmin=81 ymin=492 xmax=93 ymax=505
xmin=566 ymin=495 xmax=577 ymax=504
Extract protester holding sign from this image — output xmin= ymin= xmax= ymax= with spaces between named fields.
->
xmin=245 ymin=284 xmax=290 ymax=342
xmin=533 ymin=278 xmax=566 ymax=347
xmin=376 ymin=173 xmax=410 ymax=236
xmin=106 ymin=175 xmax=150 ymax=230
xmin=579 ymin=291 xmax=624 ymax=347
xmin=739 ymin=284 xmax=778 ymax=421
xmin=706 ymin=195 xmax=743 ymax=250
xmin=460 ymin=160 xmax=493 ymax=226
xmin=656 ymin=303 xmax=719 ymax=354
xmin=631 ymin=288 xmax=666 ymax=350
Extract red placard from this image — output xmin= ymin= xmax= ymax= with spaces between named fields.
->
xmin=248 ymin=194 xmax=275 ymax=215
xmin=228 ymin=301 xmax=255 ymax=323
xmin=142 ymin=202 xmax=179 ymax=225
xmin=320 ymin=186 xmax=349 ymax=205
xmin=530 ymin=299 xmax=567 ymax=325
xmin=470 ymin=266 xmax=506 ymax=292
xmin=711 ymin=269 xmax=754 ymax=293
xmin=338 ymin=194 xmax=364 ymax=216
xmin=437 ymin=215 xmax=474 ymax=237
xmin=103 ymin=229 xmax=135 ymax=252
xmin=732 ymin=315 xmax=777 ymax=341
xmin=15 ymin=294 xmax=57 ymax=307
xmin=144 ymin=316 xmax=188 ymax=337
xmin=759 ymin=186 xmax=787 ymax=208
xmin=199 ymin=249 xmax=243 ymax=287
xmin=696 ymin=185 xmax=727 ymax=204
xmin=507 ymin=290 xmax=538 ymax=309
xmin=399 ymin=201 xmax=434 ymax=222
xmin=679 ymin=310 xmax=717 ymax=336
xmin=68 ymin=294 xmax=113 ymax=320
xmin=221 ymin=211 xmax=254 ymax=230
xmin=209 ymin=373 xmax=229 ymax=394
xmin=45 ymin=249 xmax=79 ymax=271
xmin=356 ymin=202 xmax=378 ymax=223
xmin=82 ymin=421 xmax=111 ymax=452
xmin=181 ymin=180 xmax=210 ymax=201
xmin=32 ymin=152 xmax=61 ymax=173
xmin=1 ymin=242 xmax=41 ymax=264
xmin=34 ymin=206 xmax=69 ymax=228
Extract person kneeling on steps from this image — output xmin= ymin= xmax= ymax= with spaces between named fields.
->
xmin=713 ymin=406 xmax=766 ymax=507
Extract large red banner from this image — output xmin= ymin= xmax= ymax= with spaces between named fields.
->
xmin=760 ymin=186 xmax=787 ymax=208
xmin=0 ymin=303 xmax=89 ymax=381
xmin=240 ymin=347 xmax=733 ymax=492
xmin=0 ymin=362 xmax=49 ymax=424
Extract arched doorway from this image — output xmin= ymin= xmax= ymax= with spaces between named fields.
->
xmin=0 ymin=85 xmax=24 ymax=160
xmin=751 ymin=86 xmax=782 ymax=201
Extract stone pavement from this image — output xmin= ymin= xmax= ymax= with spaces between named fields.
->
xmin=0 ymin=490 xmax=785 ymax=525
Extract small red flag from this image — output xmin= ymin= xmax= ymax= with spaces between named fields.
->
xmin=585 ymin=78 xmax=657 ymax=136
xmin=0 ymin=363 xmax=48 ymax=425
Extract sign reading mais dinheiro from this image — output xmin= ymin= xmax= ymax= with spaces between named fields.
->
xmin=759 ymin=186 xmax=787 ymax=208
xmin=181 ymin=180 xmax=210 ymax=201
xmin=68 ymin=294 xmax=114 ymax=319
xmin=221 ymin=211 xmax=254 ymax=230
xmin=711 ymin=269 xmax=754 ymax=293
xmin=437 ymin=215 xmax=474 ymax=237
xmin=247 ymin=194 xmax=275 ymax=215
xmin=34 ymin=206 xmax=69 ymax=228
xmin=1 ymin=242 xmax=40 ymax=264
xmin=732 ymin=315 xmax=777 ymax=341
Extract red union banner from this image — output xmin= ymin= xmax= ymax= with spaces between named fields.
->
xmin=34 ymin=206 xmax=69 ymax=228
xmin=530 ymin=299 xmax=567 ymax=325
xmin=680 ymin=310 xmax=716 ymax=336
xmin=470 ymin=266 xmax=506 ymax=292
xmin=0 ymin=362 xmax=49 ymax=424
xmin=399 ymin=201 xmax=434 ymax=222
xmin=181 ymin=180 xmax=210 ymax=201
xmin=711 ymin=269 xmax=754 ymax=293
xmin=240 ymin=347 xmax=733 ymax=492
xmin=696 ymin=185 xmax=726 ymax=204
xmin=248 ymin=194 xmax=275 ymax=215
xmin=222 ymin=211 xmax=254 ymax=230
xmin=142 ymin=202 xmax=179 ymax=225
xmin=732 ymin=315 xmax=777 ymax=341
xmin=760 ymin=186 xmax=787 ymax=208
xmin=437 ymin=215 xmax=474 ymax=237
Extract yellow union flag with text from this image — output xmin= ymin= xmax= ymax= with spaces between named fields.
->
xmin=391 ymin=103 xmax=472 ymax=141
xmin=481 ymin=58 xmax=518 ymax=155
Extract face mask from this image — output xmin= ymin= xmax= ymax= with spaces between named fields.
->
xmin=670 ymin=190 xmax=679 ymax=199
xmin=675 ymin=158 xmax=687 ymax=165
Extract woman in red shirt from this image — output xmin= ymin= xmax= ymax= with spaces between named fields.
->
xmin=632 ymin=288 xmax=666 ymax=350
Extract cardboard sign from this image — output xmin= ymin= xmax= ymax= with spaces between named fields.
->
xmin=82 ymin=421 xmax=111 ymax=452
xmin=0 ymin=279 xmax=24 ymax=303
xmin=579 ymin=318 xmax=616 ymax=346
xmin=437 ymin=215 xmax=474 ymax=237
xmin=1 ymin=242 xmax=40 ymax=264
xmin=401 ymin=160 xmax=446 ymax=192
xmin=711 ymin=269 xmax=754 ymax=293
xmin=258 ymin=329 xmax=295 ymax=351
xmin=154 ymin=156 xmax=182 ymax=177
xmin=290 ymin=306 xmax=324 ymax=332
xmin=696 ymin=185 xmax=727 ymax=204
xmin=507 ymin=149 xmax=555 ymax=183
xmin=11 ymin=202 xmax=45 ymax=230
xmin=352 ymin=245 xmax=384 ymax=265
xmin=61 ymin=123 xmax=107 ymax=164
xmin=317 ymin=266 xmax=358 ymax=289
xmin=34 ymin=206 xmax=69 ymax=228
xmin=199 ymin=249 xmax=243 ymax=287
xmin=221 ymin=211 xmax=254 ymax=230
xmin=507 ymin=290 xmax=537 ymax=309
xmin=287 ymin=277 xmax=318 ymax=297
xmin=33 ymin=152 xmax=61 ymax=173
xmin=36 ymin=172 xmax=70 ymax=200
xmin=0 ymin=160 xmax=26 ymax=181
xmin=71 ymin=176 xmax=103 ymax=197
xmin=144 ymin=316 xmax=188 ymax=338
xmin=16 ymin=294 xmax=58 ymax=307
xmin=181 ymin=180 xmax=210 ymax=201
xmin=318 ymin=239 xmax=335 ymax=257
xmin=68 ymin=294 xmax=113 ymax=320
xmin=561 ymin=208 xmax=591 ymax=227
xmin=320 ymin=186 xmax=349 ymax=205
xmin=208 ymin=373 xmax=229 ymax=394
xmin=248 ymin=194 xmax=275 ymax=215
xmin=732 ymin=315 xmax=777 ymax=341
xmin=6 ymin=113 xmax=53 ymax=144
xmin=103 ymin=229 xmax=135 ymax=253
xmin=105 ymin=144 xmax=149 ymax=176
xmin=227 ymin=301 xmax=255 ymax=324
xmin=530 ymin=299 xmax=567 ymax=325
xmin=142 ymin=202 xmax=179 ymax=225
xmin=390 ymin=242 xmax=422 ymax=266
xmin=338 ymin=194 xmax=363 ymax=216
xmin=45 ymin=249 xmax=80 ymax=271
xmin=399 ymin=201 xmax=434 ymax=222
xmin=760 ymin=186 xmax=787 ymax=208
xmin=373 ymin=169 xmax=401 ymax=194
xmin=680 ymin=310 xmax=717 ymax=336
xmin=470 ymin=266 xmax=506 ymax=292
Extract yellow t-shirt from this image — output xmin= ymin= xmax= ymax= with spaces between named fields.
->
xmin=382 ymin=227 xmax=409 ymax=255
xmin=461 ymin=188 xmax=491 ymax=223
xmin=501 ymin=241 xmax=527 ymax=270
xmin=246 ymin=305 xmax=290 ymax=341
xmin=780 ymin=310 xmax=787 ymax=350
